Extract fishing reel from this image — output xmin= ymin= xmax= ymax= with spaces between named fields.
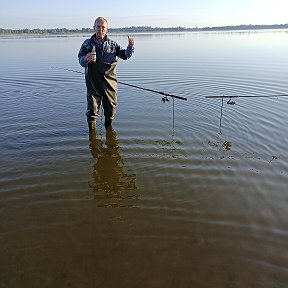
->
xmin=227 ymin=97 xmax=236 ymax=105
xmin=161 ymin=96 xmax=170 ymax=103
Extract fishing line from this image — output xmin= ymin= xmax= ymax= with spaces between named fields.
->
xmin=219 ymin=97 xmax=224 ymax=134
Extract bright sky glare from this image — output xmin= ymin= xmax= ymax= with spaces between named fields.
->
xmin=1 ymin=0 xmax=287 ymax=29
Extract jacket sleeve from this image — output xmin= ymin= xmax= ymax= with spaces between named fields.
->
xmin=116 ymin=44 xmax=134 ymax=60
xmin=78 ymin=40 xmax=89 ymax=67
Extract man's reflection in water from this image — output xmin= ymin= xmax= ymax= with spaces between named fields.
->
xmin=88 ymin=128 xmax=137 ymax=200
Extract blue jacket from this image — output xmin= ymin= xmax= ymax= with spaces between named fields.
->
xmin=78 ymin=34 xmax=134 ymax=67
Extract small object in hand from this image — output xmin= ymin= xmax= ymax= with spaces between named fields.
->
xmin=91 ymin=46 xmax=96 ymax=62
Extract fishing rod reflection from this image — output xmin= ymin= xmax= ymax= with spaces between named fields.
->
xmin=88 ymin=128 xmax=138 ymax=201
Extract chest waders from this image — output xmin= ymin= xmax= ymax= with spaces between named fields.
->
xmin=85 ymin=60 xmax=118 ymax=128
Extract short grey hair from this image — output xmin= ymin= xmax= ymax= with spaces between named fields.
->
xmin=94 ymin=17 xmax=108 ymax=27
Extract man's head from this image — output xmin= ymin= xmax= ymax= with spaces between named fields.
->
xmin=93 ymin=17 xmax=108 ymax=40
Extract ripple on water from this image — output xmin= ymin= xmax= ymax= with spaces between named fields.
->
xmin=1 ymin=33 xmax=288 ymax=287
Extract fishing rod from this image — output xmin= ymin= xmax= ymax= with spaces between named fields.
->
xmin=51 ymin=67 xmax=187 ymax=101
xmin=206 ymin=94 xmax=288 ymax=99
xmin=208 ymin=93 xmax=288 ymax=134
xmin=207 ymin=94 xmax=288 ymax=106
xmin=206 ymin=94 xmax=288 ymax=105
xmin=117 ymin=81 xmax=187 ymax=101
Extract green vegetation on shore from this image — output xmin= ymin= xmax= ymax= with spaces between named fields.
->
xmin=1 ymin=23 xmax=288 ymax=35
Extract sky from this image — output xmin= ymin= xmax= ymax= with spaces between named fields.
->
xmin=1 ymin=0 xmax=287 ymax=29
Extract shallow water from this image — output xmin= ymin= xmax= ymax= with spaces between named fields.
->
xmin=1 ymin=31 xmax=288 ymax=287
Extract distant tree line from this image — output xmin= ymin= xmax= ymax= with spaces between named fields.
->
xmin=0 ymin=28 xmax=93 ymax=35
xmin=110 ymin=24 xmax=288 ymax=32
xmin=1 ymin=24 xmax=288 ymax=35
xmin=109 ymin=26 xmax=188 ymax=32
xmin=194 ymin=23 xmax=288 ymax=31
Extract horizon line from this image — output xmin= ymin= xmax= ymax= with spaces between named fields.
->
xmin=1 ymin=23 xmax=288 ymax=31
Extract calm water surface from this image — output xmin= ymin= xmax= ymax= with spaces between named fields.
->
xmin=1 ymin=31 xmax=288 ymax=287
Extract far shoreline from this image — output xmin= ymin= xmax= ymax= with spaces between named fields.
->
xmin=0 ymin=28 xmax=288 ymax=39
xmin=1 ymin=23 xmax=288 ymax=37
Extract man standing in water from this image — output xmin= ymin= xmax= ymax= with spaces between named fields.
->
xmin=78 ymin=17 xmax=135 ymax=131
